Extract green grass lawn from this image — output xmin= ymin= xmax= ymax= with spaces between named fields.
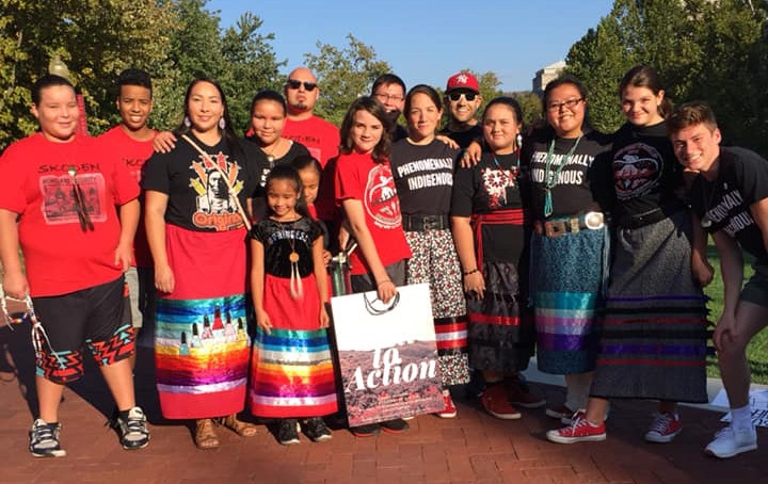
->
xmin=702 ymin=244 xmax=768 ymax=384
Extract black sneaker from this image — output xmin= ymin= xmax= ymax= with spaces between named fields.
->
xmin=29 ymin=419 xmax=66 ymax=457
xmin=112 ymin=406 xmax=150 ymax=450
xmin=278 ymin=419 xmax=300 ymax=445
xmin=350 ymin=423 xmax=381 ymax=437
xmin=380 ymin=418 xmax=409 ymax=434
xmin=303 ymin=417 xmax=332 ymax=442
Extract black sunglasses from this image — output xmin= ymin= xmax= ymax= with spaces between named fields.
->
xmin=286 ymin=79 xmax=317 ymax=91
xmin=67 ymin=166 xmax=94 ymax=232
xmin=448 ymin=92 xmax=478 ymax=102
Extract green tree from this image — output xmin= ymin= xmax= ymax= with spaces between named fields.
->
xmin=510 ymin=91 xmax=544 ymax=129
xmin=565 ymin=0 xmax=767 ymax=155
xmin=0 ymin=0 xmax=177 ymax=149
xmin=218 ymin=12 xmax=286 ymax=133
xmin=304 ymin=34 xmax=392 ymax=126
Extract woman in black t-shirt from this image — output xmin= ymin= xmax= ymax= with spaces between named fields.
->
xmin=525 ymin=75 xmax=612 ymax=426
xmin=143 ymin=77 xmax=260 ymax=450
xmin=547 ymin=65 xmax=708 ymax=446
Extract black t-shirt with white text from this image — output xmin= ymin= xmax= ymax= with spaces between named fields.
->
xmin=390 ymin=138 xmax=460 ymax=216
xmin=690 ymin=146 xmax=768 ymax=263
xmin=523 ymin=127 xmax=613 ymax=220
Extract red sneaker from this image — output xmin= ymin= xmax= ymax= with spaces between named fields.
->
xmin=546 ymin=412 xmax=606 ymax=444
xmin=481 ymin=384 xmax=521 ymax=420
xmin=644 ymin=412 xmax=682 ymax=443
xmin=506 ymin=376 xmax=546 ymax=409
xmin=436 ymin=391 xmax=457 ymax=418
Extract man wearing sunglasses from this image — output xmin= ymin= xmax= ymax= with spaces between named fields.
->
xmin=282 ymin=66 xmax=340 ymax=169
xmin=440 ymin=71 xmax=484 ymax=149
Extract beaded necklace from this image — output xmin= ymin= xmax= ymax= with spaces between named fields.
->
xmin=542 ymin=134 xmax=583 ymax=217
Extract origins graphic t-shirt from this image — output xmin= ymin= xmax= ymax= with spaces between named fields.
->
xmin=142 ymin=133 xmax=259 ymax=232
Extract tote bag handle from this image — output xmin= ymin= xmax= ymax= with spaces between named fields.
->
xmin=363 ymin=291 xmax=400 ymax=315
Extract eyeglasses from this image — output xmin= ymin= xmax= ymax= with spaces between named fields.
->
xmin=448 ymin=92 xmax=478 ymax=102
xmin=286 ymin=79 xmax=317 ymax=91
xmin=374 ymin=92 xmax=404 ymax=102
xmin=67 ymin=166 xmax=94 ymax=232
xmin=547 ymin=98 xmax=584 ymax=112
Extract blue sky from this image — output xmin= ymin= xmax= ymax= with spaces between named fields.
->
xmin=206 ymin=0 xmax=614 ymax=92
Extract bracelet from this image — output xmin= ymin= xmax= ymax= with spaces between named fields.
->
xmin=463 ymin=268 xmax=479 ymax=276
xmin=377 ymin=279 xmax=392 ymax=287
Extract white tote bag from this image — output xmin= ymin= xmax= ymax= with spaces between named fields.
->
xmin=330 ymin=283 xmax=444 ymax=427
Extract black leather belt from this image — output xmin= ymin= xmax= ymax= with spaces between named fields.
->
xmin=533 ymin=211 xmax=605 ymax=238
xmin=616 ymin=208 xmax=667 ymax=229
xmin=402 ymin=214 xmax=449 ymax=232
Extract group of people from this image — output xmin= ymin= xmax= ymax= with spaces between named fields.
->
xmin=0 ymin=62 xmax=766 ymax=463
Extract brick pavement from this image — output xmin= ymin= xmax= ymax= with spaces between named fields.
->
xmin=1 ymin=313 xmax=767 ymax=484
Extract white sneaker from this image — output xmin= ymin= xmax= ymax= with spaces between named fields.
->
xmin=704 ymin=425 xmax=757 ymax=458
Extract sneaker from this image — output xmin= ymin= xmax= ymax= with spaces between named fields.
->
xmin=350 ymin=423 xmax=381 ymax=437
xmin=481 ymin=384 xmax=521 ymax=420
xmin=436 ymin=391 xmax=457 ymax=418
xmin=546 ymin=404 xmax=576 ymax=421
xmin=29 ymin=419 xmax=66 ymax=458
xmin=112 ymin=407 xmax=150 ymax=450
xmin=380 ymin=418 xmax=410 ymax=434
xmin=546 ymin=412 xmax=606 ymax=444
xmin=304 ymin=417 xmax=332 ymax=442
xmin=645 ymin=412 xmax=682 ymax=443
xmin=278 ymin=419 xmax=300 ymax=445
xmin=506 ymin=376 xmax=546 ymax=409
xmin=705 ymin=425 xmax=757 ymax=458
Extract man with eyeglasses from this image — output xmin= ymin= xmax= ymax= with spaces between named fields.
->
xmin=440 ymin=71 xmax=484 ymax=149
xmin=371 ymin=73 xmax=408 ymax=142
xmin=282 ymin=66 xmax=340 ymax=169
xmin=0 ymin=74 xmax=149 ymax=457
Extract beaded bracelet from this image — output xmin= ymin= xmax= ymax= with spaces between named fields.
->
xmin=377 ymin=279 xmax=393 ymax=287
xmin=463 ymin=268 xmax=479 ymax=276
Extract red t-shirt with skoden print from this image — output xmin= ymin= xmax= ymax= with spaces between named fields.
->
xmin=0 ymin=133 xmax=139 ymax=297
xmin=334 ymin=151 xmax=411 ymax=276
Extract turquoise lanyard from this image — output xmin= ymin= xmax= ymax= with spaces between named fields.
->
xmin=543 ymin=135 xmax=583 ymax=217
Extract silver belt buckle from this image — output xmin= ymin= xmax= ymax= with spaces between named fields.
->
xmin=584 ymin=211 xmax=604 ymax=230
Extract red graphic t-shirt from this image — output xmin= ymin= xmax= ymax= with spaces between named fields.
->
xmin=334 ymin=151 xmax=411 ymax=275
xmin=97 ymin=126 xmax=156 ymax=267
xmin=0 ymin=133 xmax=139 ymax=296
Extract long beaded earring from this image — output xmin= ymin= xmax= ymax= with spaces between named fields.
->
xmin=218 ymin=117 xmax=226 ymax=130
xmin=183 ymin=116 xmax=191 ymax=128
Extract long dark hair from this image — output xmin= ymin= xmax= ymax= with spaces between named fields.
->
xmin=339 ymin=96 xmax=392 ymax=163
xmin=619 ymin=65 xmax=674 ymax=119
xmin=264 ymin=165 xmax=310 ymax=219
xmin=175 ymin=77 xmax=244 ymax=160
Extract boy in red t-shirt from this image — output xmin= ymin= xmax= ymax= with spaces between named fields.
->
xmin=0 ymin=75 xmax=149 ymax=457
xmin=97 ymin=68 xmax=157 ymax=355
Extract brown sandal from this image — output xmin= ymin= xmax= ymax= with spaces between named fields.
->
xmin=220 ymin=414 xmax=258 ymax=437
xmin=194 ymin=418 xmax=220 ymax=450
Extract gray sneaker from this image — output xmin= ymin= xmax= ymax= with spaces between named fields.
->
xmin=29 ymin=419 xmax=66 ymax=458
xmin=705 ymin=425 xmax=757 ymax=458
xmin=112 ymin=406 xmax=150 ymax=450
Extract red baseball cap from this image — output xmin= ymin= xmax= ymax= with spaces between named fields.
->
xmin=445 ymin=71 xmax=479 ymax=93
